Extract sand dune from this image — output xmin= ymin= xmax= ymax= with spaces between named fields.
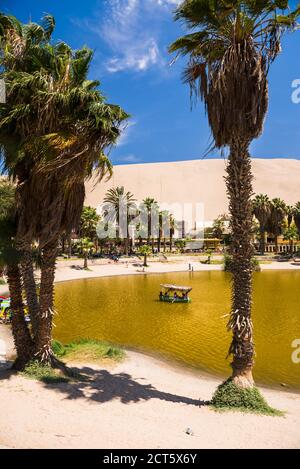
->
xmin=85 ymin=158 xmax=300 ymax=223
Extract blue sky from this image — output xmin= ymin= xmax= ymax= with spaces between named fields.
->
xmin=2 ymin=0 xmax=300 ymax=164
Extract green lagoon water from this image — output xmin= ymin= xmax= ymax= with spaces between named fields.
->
xmin=54 ymin=270 xmax=300 ymax=390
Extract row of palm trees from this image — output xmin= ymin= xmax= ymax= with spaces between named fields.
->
xmin=253 ymin=195 xmax=300 ymax=254
xmin=101 ymin=187 xmax=176 ymax=255
xmin=0 ymin=14 xmax=128 ymax=368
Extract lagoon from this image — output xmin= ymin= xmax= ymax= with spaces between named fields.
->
xmin=54 ymin=270 xmax=300 ymax=390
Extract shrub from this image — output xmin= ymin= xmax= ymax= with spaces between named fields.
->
xmin=223 ymin=254 xmax=261 ymax=272
xmin=211 ymin=379 xmax=283 ymax=416
xmin=22 ymin=361 xmax=69 ymax=384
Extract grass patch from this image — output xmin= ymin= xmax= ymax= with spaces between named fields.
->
xmin=211 ymin=379 xmax=284 ymax=416
xmin=52 ymin=339 xmax=125 ymax=363
xmin=22 ymin=361 xmax=70 ymax=384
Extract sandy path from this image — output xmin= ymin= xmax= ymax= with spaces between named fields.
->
xmin=53 ymin=259 xmax=300 ymax=285
xmin=0 ymin=350 xmax=299 ymax=449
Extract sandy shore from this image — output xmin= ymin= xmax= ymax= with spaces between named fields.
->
xmin=1 ymin=257 xmax=300 ymax=296
xmin=0 ymin=348 xmax=299 ymax=449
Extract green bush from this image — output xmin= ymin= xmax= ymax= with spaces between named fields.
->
xmin=223 ymin=254 xmax=261 ymax=272
xmin=211 ymin=379 xmax=283 ymax=416
xmin=52 ymin=340 xmax=66 ymax=357
xmin=22 ymin=361 xmax=69 ymax=384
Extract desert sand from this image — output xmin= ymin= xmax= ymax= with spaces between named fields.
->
xmin=0 ymin=346 xmax=299 ymax=449
xmin=85 ymin=158 xmax=300 ymax=223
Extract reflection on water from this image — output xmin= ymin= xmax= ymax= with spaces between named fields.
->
xmin=54 ymin=270 xmax=300 ymax=390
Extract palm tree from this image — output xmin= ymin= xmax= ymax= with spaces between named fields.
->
xmin=78 ymin=238 xmax=94 ymax=269
xmin=143 ymin=197 xmax=158 ymax=248
xmin=139 ymin=245 xmax=152 ymax=267
xmin=0 ymin=14 xmax=128 ymax=367
xmin=103 ymin=187 xmax=136 ymax=255
xmin=294 ymin=202 xmax=300 ymax=236
xmin=0 ymin=180 xmax=33 ymax=368
xmin=212 ymin=214 xmax=229 ymax=241
xmin=80 ymin=206 xmax=100 ymax=251
xmin=252 ymin=194 xmax=271 ymax=255
xmin=283 ymin=225 xmax=298 ymax=254
xmin=169 ymin=1 xmax=298 ymax=389
xmin=268 ymin=198 xmax=287 ymax=254
xmin=286 ymin=205 xmax=294 ymax=228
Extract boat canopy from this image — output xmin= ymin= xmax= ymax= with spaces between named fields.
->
xmin=160 ymin=284 xmax=192 ymax=293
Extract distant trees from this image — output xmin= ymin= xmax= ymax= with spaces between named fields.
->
xmin=252 ymin=195 xmax=271 ymax=255
xmin=252 ymin=196 xmax=300 ymax=254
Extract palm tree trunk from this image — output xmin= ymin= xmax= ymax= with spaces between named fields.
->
xmin=124 ymin=237 xmax=129 ymax=256
xmin=157 ymin=234 xmax=161 ymax=253
xmin=259 ymin=227 xmax=265 ymax=256
xmin=170 ymin=233 xmax=173 ymax=252
xmin=7 ymin=264 xmax=34 ymax=370
xmin=275 ymin=235 xmax=279 ymax=254
xmin=147 ymin=213 xmax=151 ymax=246
xmin=68 ymin=234 xmax=72 ymax=258
xmin=84 ymin=253 xmax=88 ymax=269
xmin=20 ymin=247 xmax=40 ymax=341
xmin=35 ymin=239 xmax=58 ymax=364
xmin=61 ymin=234 xmax=66 ymax=255
xmin=226 ymin=141 xmax=254 ymax=389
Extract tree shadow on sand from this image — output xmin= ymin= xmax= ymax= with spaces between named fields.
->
xmin=40 ymin=366 xmax=209 ymax=407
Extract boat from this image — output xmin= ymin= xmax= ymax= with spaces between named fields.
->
xmin=159 ymin=284 xmax=192 ymax=303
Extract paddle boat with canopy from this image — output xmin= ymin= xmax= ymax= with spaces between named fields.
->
xmin=159 ymin=284 xmax=192 ymax=303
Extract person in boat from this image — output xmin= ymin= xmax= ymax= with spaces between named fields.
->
xmin=159 ymin=291 xmax=163 ymax=301
xmin=174 ymin=292 xmax=178 ymax=300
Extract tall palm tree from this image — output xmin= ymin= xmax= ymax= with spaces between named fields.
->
xmin=80 ymin=206 xmax=100 ymax=251
xmin=283 ymin=225 xmax=298 ymax=254
xmin=143 ymin=197 xmax=158 ymax=247
xmin=158 ymin=210 xmax=170 ymax=253
xmin=169 ymin=0 xmax=298 ymax=389
xmin=252 ymin=194 xmax=271 ymax=255
xmin=286 ymin=205 xmax=294 ymax=228
xmin=103 ymin=187 xmax=136 ymax=255
xmin=294 ymin=202 xmax=300 ymax=236
xmin=268 ymin=198 xmax=287 ymax=254
xmin=0 ymin=14 xmax=128 ymax=367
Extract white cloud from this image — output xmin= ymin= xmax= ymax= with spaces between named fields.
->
xmin=102 ymin=0 xmax=166 ymax=73
xmin=73 ymin=0 xmax=180 ymax=74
